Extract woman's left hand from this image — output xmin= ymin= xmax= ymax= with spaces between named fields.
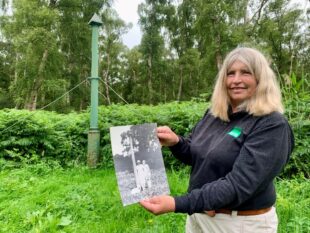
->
xmin=139 ymin=195 xmax=175 ymax=215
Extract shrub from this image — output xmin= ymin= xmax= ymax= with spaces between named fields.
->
xmin=0 ymin=99 xmax=309 ymax=178
xmin=0 ymin=109 xmax=89 ymax=165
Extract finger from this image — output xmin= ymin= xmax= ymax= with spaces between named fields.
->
xmin=157 ymin=126 xmax=171 ymax=133
xmin=157 ymin=127 xmax=165 ymax=133
xmin=204 ymin=210 xmax=216 ymax=217
xmin=139 ymin=200 xmax=157 ymax=213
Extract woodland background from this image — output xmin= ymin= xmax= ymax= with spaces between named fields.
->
xmin=0 ymin=0 xmax=309 ymax=111
xmin=0 ymin=1 xmax=309 ymax=232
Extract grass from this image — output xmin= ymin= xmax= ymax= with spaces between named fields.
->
xmin=276 ymin=177 xmax=310 ymax=233
xmin=0 ymin=163 xmax=309 ymax=233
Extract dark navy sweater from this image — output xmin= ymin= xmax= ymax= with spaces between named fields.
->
xmin=170 ymin=110 xmax=294 ymax=215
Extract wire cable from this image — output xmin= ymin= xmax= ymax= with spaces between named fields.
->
xmin=85 ymin=79 xmax=108 ymax=101
xmin=0 ymin=79 xmax=88 ymax=134
xmin=99 ymin=78 xmax=129 ymax=104
xmin=98 ymin=77 xmax=152 ymax=122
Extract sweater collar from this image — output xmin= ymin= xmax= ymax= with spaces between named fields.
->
xmin=228 ymin=106 xmax=248 ymax=120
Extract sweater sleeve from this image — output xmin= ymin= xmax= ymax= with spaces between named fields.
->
xmin=174 ymin=114 xmax=294 ymax=214
xmin=169 ymin=136 xmax=193 ymax=165
xmin=169 ymin=110 xmax=210 ymax=166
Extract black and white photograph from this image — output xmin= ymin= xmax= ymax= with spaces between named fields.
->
xmin=110 ymin=123 xmax=170 ymax=206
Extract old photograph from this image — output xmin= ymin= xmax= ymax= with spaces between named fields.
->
xmin=110 ymin=123 xmax=170 ymax=206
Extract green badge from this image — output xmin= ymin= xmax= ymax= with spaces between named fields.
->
xmin=228 ymin=127 xmax=242 ymax=138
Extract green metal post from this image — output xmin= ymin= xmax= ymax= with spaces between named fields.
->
xmin=87 ymin=13 xmax=102 ymax=168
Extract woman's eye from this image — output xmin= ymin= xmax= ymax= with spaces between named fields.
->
xmin=242 ymin=70 xmax=252 ymax=75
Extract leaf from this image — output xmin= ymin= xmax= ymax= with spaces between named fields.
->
xmin=58 ymin=215 xmax=72 ymax=226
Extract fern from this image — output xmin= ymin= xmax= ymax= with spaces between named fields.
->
xmin=0 ymin=99 xmax=308 ymax=178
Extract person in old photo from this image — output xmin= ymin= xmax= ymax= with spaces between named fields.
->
xmin=142 ymin=160 xmax=152 ymax=189
xmin=136 ymin=160 xmax=146 ymax=191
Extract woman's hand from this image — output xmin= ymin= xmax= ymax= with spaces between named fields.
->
xmin=205 ymin=210 xmax=216 ymax=217
xmin=139 ymin=195 xmax=176 ymax=215
xmin=157 ymin=126 xmax=179 ymax=147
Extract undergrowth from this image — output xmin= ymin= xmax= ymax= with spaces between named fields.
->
xmin=0 ymin=164 xmax=309 ymax=233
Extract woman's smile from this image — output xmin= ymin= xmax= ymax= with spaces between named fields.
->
xmin=226 ymin=61 xmax=257 ymax=109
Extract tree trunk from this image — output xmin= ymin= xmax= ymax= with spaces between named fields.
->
xmin=244 ymin=0 xmax=249 ymax=24
xmin=213 ymin=18 xmax=223 ymax=70
xmin=172 ymin=74 xmax=175 ymax=99
xmin=215 ymin=50 xmax=223 ymax=71
xmin=14 ymin=54 xmax=18 ymax=84
xmin=132 ymin=69 xmax=136 ymax=82
xmin=249 ymin=0 xmax=269 ymax=28
xmin=147 ymin=55 xmax=153 ymax=104
xmin=26 ymin=49 xmax=49 ymax=111
xmin=78 ymin=69 xmax=88 ymax=111
xmin=104 ymin=52 xmax=111 ymax=105
xmin=177 ymin=65 xmax=183 ymax=101
xmin=14 ymin=55 xmax=21 ymax=109
xmin=66 ymin=82 xmax=70 ymax=104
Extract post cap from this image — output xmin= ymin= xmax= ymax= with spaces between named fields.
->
xmin=88 ymin=13 xmax=103 ymax=26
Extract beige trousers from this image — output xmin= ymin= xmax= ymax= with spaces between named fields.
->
xmin=186 ymin=207 xmax=278 ymax=233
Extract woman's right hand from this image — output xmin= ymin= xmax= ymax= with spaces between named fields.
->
xmin=157 ymin=126 xmax=179 ymax=147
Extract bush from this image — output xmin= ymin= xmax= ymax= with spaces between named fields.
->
xmin=0 ymin=99 xmax=309 ymax=178
xmin=0 ymin=102 xmax=207 ymax=169
xmin=282 ymin=98 xmax=310 ymax=178
xmin=0 ymin=109 xmax=89 ymax=166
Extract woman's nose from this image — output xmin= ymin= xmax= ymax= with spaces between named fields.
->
xmin=232 ymin=72 xmax=242 ymax=83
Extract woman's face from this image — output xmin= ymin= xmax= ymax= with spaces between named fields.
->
xmin=226 ymin=60 xmax=257 ymax=109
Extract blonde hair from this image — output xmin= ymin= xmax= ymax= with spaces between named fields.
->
xmin=210 ymin=47 xmax=284 ymax=121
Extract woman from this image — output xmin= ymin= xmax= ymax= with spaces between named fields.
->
xmin=140 ymin=47 xmax=294 ymax=232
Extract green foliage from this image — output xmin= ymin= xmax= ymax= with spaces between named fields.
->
xmin=281 ymin=73 xmax=310 ymax=178
xmin=276 ymin=177 xmax=310 ymax=233
xmin=257 ymin=0 xmax=306 ymax=75
xmin=1 ymin=0 xmax=309 ymax=109
xmin=0 ymin=96 xmax=308 ymax=178
xmin=0 ymin=109 xmax=89 ymax=165
xmin=0 ymin=102 xmax=207 ymax=168
xmin=0 ymin=166 xmax=308 ymax=232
